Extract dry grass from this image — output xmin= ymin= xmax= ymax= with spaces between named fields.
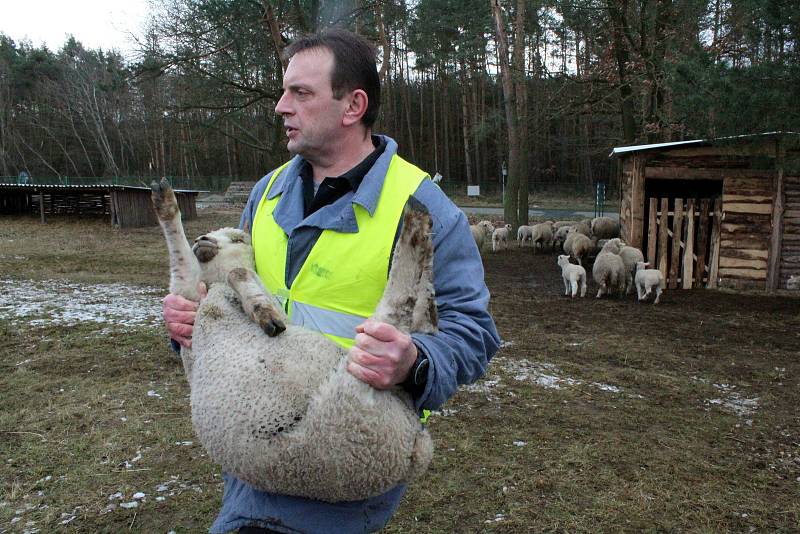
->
xmin=1 ymin=208 xmax=799 ymax=533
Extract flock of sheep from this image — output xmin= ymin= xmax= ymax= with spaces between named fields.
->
xmin=470 ymin=217 xmax=665 ymax=304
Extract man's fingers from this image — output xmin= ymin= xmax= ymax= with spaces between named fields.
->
xmin=167 ymin=321 xmax=194 ymax=339
xmin=360 ymin=319 xmax=401 ymax=342
xmin=164 ymin=308 xmax=197 ymax=325
xmin=172 ymin=334 xmax=192 ymax=349
xmin=349 ymin=346 xmax=386 ymax=368
xmin=197 ymin=282 xmax=208 ymax=299
xmin=164 ymin=293 xmax=199 ymax=312
xmin=347 ymin=360 xmax=391 ymax=390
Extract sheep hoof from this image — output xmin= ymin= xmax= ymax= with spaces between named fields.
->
xmin=150 ymin=177 xmax=179 ymax=220
xmin=252 ymin=303 xmax=286 ymax=337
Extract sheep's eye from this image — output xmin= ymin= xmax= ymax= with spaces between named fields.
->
xmin=229 ymin=234 xmax=245 ymax=244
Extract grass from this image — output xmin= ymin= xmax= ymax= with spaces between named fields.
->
xmin=1 ymin=205 xmax=799 ymax=533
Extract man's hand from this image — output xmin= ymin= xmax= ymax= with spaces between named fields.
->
xmin=163 ymin=282 xmax=207 ymax=349
xmin=347 ymin=319 xmax=417 ymax=389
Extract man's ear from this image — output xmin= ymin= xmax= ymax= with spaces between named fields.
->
xmin=342 ymin=89 xmax=368 ymax=126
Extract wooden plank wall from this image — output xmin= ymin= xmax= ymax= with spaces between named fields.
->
xmin=718 ymin=175 xmax=773 ymax=289
xmin=111 ymin=190 xmax=158 ymax=228
xmin=780 ymin=175 xmax=800 ymax=288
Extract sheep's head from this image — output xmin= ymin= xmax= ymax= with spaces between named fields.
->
xmin=557 ymin=254 xmax=571 ymax=267
xmin=478 ymin=220 xmax=494 ymax=235
xmin=192 ymin=227 xmax=255 ymax=284
xmin=635 ymin=261 xmax=650 ymax=272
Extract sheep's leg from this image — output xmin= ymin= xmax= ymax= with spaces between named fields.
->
xmin=653 ymin=287 xmax=662 ymax=304
xmin=150 ymin=178 xmax=202 ymax=301
xmin=562 ymin=276 xmax=570 ymax=296
xmin=637 ymin=283 xmax=645 ymax=301
xmin=373 ymin=197 xmax=437 ymax=334
xmin=569 ymin=277 xmax=578 ymax=298
xmin=596 ymin=282 xmax=606 ymax=299
xmin=579 ymin=274 xmax=587 ymax=297
xmin=227 ymin=268 xmax=287 ymax=337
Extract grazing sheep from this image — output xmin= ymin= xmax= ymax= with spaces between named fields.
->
xmin=591 ymin=216 xmax=621 ymax=239
xmin=150 ymin=178 xmax=434 ymax=503
xmin=563 ymin=230 xmax=594 ymax=266
xmin=635 ymin=261 xmax=664 ymax=304
xmin=592 ymin=248 xmax=627 ymax=298
xmin=531 ymin=222 xmax=554 ymax=253
xmin=557 ymin=255 xmax=587 ymax=298
xmin=492 ymin=224 xmax=512 ymax=252
xmin=470 ymin=220 xmax=494 ymax=251
xmin=517 ymin=225 xmax=534 ymax=247
xmin=619 ymin=245 xmax=645 ymax=294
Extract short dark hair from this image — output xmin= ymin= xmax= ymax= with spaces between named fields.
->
xmin=283 ymin=28 xmax=381 ymax=128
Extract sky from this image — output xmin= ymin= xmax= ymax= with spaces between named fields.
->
xmin=0 ymin=0 xmax=150 ymax=59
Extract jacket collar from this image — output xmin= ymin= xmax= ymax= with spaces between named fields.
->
xmin=267 ymin=135 xmax=399 ymax=235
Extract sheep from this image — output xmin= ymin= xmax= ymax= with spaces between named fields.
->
xmin=553 ymin=225 xmax=572 ymax=250
xmin=150 ymin=178 xmax=434 ymax=503
xmin=563 ymin=229 xmax=594 ymax=266
xmin=619 ymin=245 xmax=645 ymax=294
xmin=492 ymin=224 xmax=512 ymax=252
xmin=553 ymin=220 xmax=577 ymax=230
xmin=592 ymin=247 xmax=627 ymax=298
xmin=530 ymin=222 xmax=554 ymax=253
xmin=517 ymin=224 xmax=534 ymax=247
xmin=557 ymin=255 xmax=587 ymax=298
xmin=470 ymin=220 xmax=494 ymax=251
xmin=591 ymin=216 xmax=621 ymax=239
xmin=573 ymin=220 xmax=592 ymax=237
xmin=634 ymin=261 xmax=664 ymax=304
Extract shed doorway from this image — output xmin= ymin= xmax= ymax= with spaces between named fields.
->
xmin=643 ymin=179 xmax=723 ymax=289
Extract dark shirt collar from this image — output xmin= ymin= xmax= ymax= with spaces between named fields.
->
xmin=300 ymin=135 xmax=387 ymax=217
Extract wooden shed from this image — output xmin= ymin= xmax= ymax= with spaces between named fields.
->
xmin=612 ymin=132 xmax=800 ymax=291
xmin=0 ymin=184 xmax=203 ymax=228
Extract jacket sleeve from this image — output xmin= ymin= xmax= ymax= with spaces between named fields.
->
xmin=409 ymin=180 xmax=500 ymax=411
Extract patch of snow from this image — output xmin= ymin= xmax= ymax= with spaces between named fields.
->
xmin=0 ymin=279 xmax=163 ymax=330
xmin=513 ymin=441 xmax=527 ymax=447
xmin=174 ymin=441 xmax=193 ymax=446
xmin=485 ymin=513 xmax=506 ymax=523
xmin=147 ymin=390 xmax=162 ymax=399
xmin=706 ymin=395 xmax=760 ymax=417
xmin=132 ymin=492 xmax=145 ymax=500
xmin=499 ymin=340 xmax=514 ymax=348
xmin=120 ymin=501 xmax=138 ymax=509
xmin=108 ymin=492 xmax=123 ymax=500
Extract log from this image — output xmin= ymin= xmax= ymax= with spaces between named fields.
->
xmin=669 ymin=198 xmax=684 ymax=289
xmin=721 ymin=223 xmax=772 ymax=234
xmin=695 ymin=199 xmax=710 ymax=287
xmin=723 ymin=194 xmax=772 ymax=203
xmin=648 ymin=198 xmax=658 ymax=265
xmin=718 ymin=268 xmax=767 ymax=280
xmin=658 ymin=197 xmax=669 ymax=282
xmin=721 ymin=239 xmax=769 ymax=250
xmin=719 ymin=257 xmax=768 ymax=269
xmin=707 ymin=198 xmax=722 ymax=288
xmin=724 ymin=203 xmax=773 ymax=215
xmin=683 ymin=199 xmax=696 ymax=289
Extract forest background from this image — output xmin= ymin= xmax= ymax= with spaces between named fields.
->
xmin=1 ymin=0 xmax=798 ymax=224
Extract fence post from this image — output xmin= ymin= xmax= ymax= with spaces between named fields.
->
xmin=594 ymin=180 xmax=606 ymax=217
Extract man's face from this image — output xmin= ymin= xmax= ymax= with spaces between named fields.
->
xmin=275 ymin=48 xmax=347 ymax=161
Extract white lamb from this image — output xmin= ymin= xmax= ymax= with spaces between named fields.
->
xmin=557 ymin=255 xmax=587 ymax=298
xmin=150 ymin=179 xmax=434 ymax=503
xmin=517 ymin=224 xmax=534 ymax=247
xmin=634 ymin=261 xmax=664 ymax=304
xmin=492 ymin=224 xmax=512 ymax=251
xmin=470 ymin=220 xmax=494 ymax=251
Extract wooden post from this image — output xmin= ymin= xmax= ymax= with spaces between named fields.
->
xmin=766 ymin=138 xmax=785 ymax=290
xmin=630 ymin=155 xmax=646 ymax=250
xmin=647 ymin=197 xmax=657 ymax=265
xmin=38 ymin=188 xmax=46 ymax=224
xmin=669 ymin=198 xmax=684 ymax=289
xmin=695 ymin=199 xmax=710 ymax=287
xmin=658 ymin=197 xmax=669 ymax=280
xmin=707 ymin=197 xmax=723 ymax=288
xmin=682 ymin=198 xmax=695 ymax=289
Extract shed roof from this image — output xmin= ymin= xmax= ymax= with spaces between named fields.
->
xmin=610 ymin=131 xmax=800 ymax=157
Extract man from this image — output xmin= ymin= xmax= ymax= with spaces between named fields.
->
xmin=163 ymin=28 xmax=499 ymax=533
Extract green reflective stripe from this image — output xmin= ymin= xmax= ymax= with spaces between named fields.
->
xmin=290 ymin=301 xmax=366 ymax=341
xmin=420 ymin=409 xmax=431 ymax=424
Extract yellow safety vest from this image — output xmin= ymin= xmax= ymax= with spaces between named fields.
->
xmin=251 ymin=154 xmax=428 ymax=349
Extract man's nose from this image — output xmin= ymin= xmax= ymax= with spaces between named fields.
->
xmin=275 ymin=92 xmax=291 ymax=115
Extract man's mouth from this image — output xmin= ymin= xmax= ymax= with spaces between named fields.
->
xmin=285 ymin=126 xmax=298 ymax=136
